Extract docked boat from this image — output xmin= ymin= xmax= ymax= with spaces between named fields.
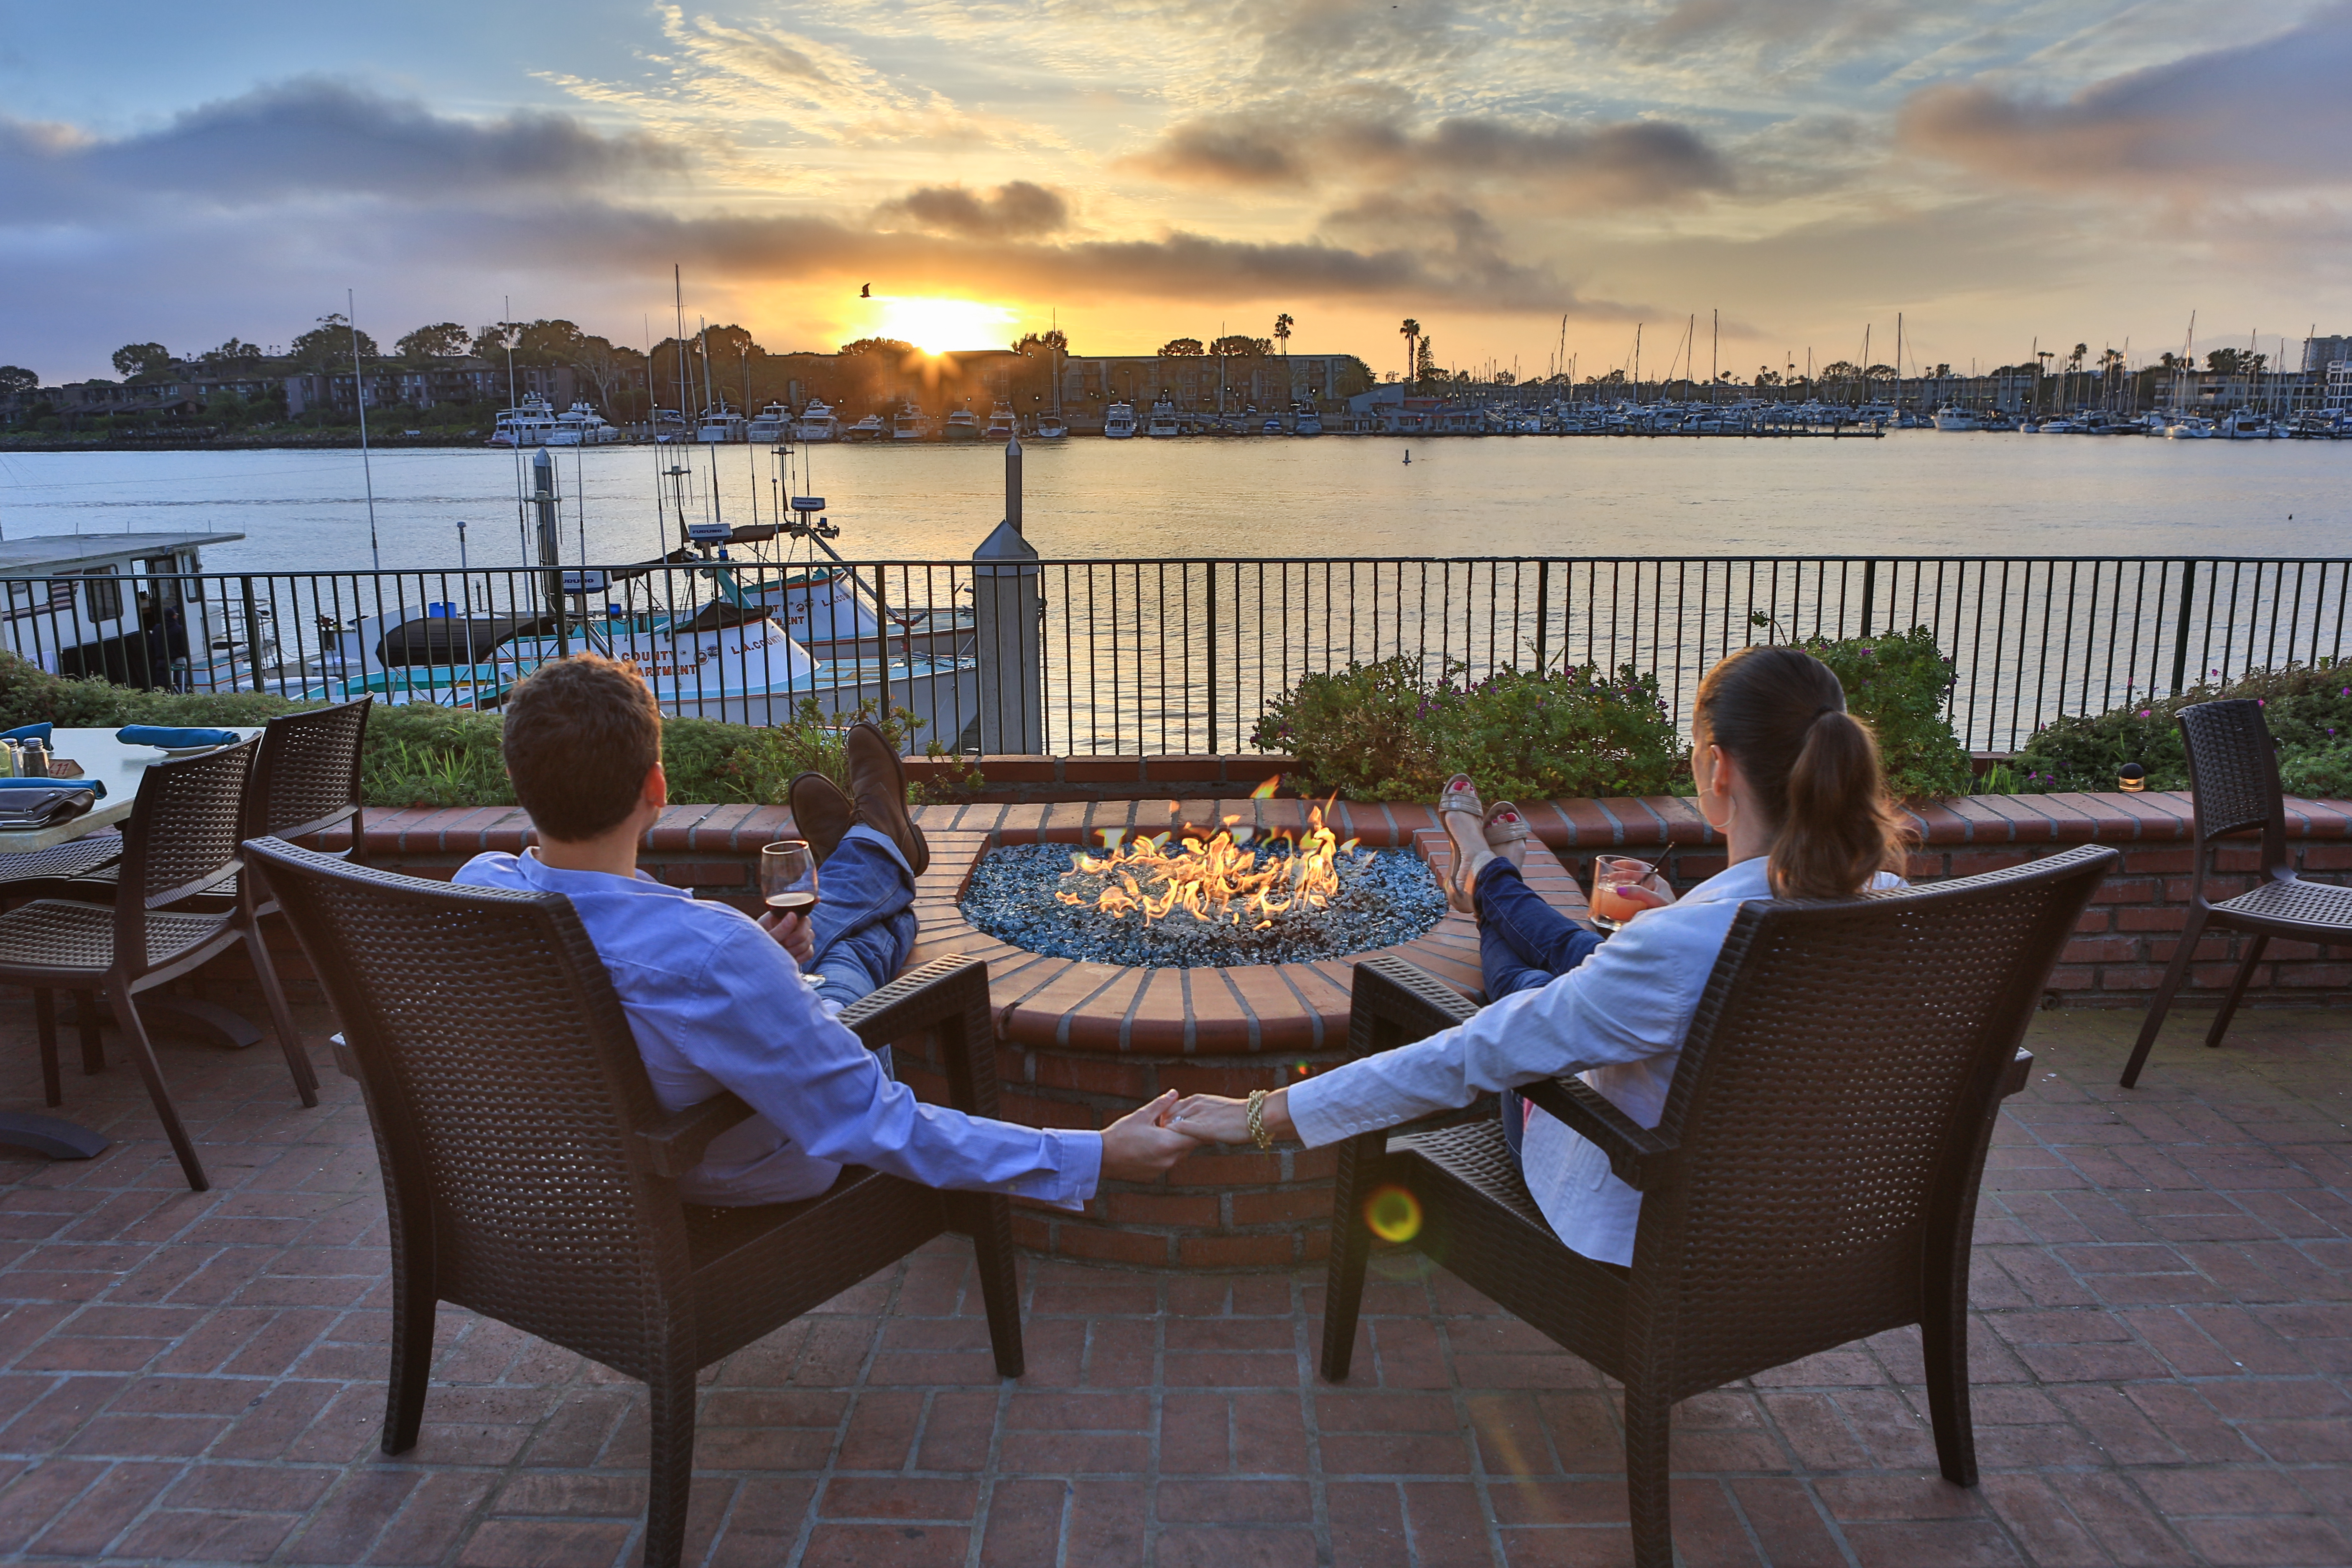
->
xmin=696 ymin=404 xmax=747 ymax=443
xmin=1293 ymin=408 xmax=1322 ymax=436
xmin=745 ymin=402 xmax=793 ymax=442
xmin=892 ymin=404 xmax=933 ymax=441
xmin=2222 ymin=411 xmax=2282 ymax=440
xmin=1146 ymin=399 xmax=1182 ymax=438
xmin=844 ymin=413 xmax=888 ymax=442
xmin=943 ymin=405 xmax=981 ymax=442
xmin=651 ymin=408 xmax=690 ymax=443
xmin=547 ymin=402 xmax=622 ymax=446
xmin=489 ymin=394 xmax=562 ymax=448
xmin=2166 ymin=416 xmax=2218 ymax=439
xmin=1932 ymin=406 xmax=1982 ymax=432
xmin=793 ymin=400 xmax=842 ymax=443
xmin=1034 ymin=413 xmax=1068 ymax=439
xmin=983 ymin=401 xmax=1017 ymax=441
xmin=1102 ymin=402 xmax=1137 ymax=439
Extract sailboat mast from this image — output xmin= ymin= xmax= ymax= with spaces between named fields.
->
xmin=348 ymin=288 xmax=380 ymax=572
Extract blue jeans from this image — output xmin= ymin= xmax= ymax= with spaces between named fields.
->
xmin=808 ymin=825 xmax=918 ymax=1012
xmin=1474 ymin=860 xmax=1608 ymax=1166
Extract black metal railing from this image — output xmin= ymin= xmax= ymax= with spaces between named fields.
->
xmin=1 ymin=555 xmax=2340 ymax=757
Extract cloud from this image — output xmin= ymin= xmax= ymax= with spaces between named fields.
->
xmin=1126 ymin=102 xmax=1733 ymax=208
xmin=1898 ymin=3 xmax=2352 ymax=192
xmin=0 ymin=78 xmax=682 ymax=216
xmin=875 ymin=181 xmax=1070 ymax=239
xmin=1600 ymin=0 xmax=1908 ymax=60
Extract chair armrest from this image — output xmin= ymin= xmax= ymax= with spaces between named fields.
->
xmin=1514 ymin=1076 xmax=1679 ymax=1193
xmin=635 ymin=1092 xmax=757 ymax=1179
xmin=1348 ymin=955 xmax=1479 ymax=1060
xmin=1999 ymin=1047 xmax=2033 ymax=1099
xmin=838 ymin=954 xmax=1002 ymax=1119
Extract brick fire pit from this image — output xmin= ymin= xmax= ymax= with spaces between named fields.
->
xmin=893 ymin=801 xmax=1592 ymax=1269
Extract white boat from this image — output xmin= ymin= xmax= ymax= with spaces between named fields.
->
xmin=1932 ymin=406 xmax=1982 ymax=432
xmin=943 ymin=406 xmax=981 ymax=442
xmin=1146 ymin=399 xmax=1182 ymax=438
xmin=696 ymin=404 xmax=747 ymax=443
xmin=1034 ymin=413 xmax=1068 ymax=439
xmin=1102 ymin=402 xmax=1137 ymax=439
xmin=1262 ymin=416 xmax=1284 ymax=435
xmin=892 ymin=405 xmax=933 ymax=441
xmin=745 ymin=403 xmax=793 ymax=442
xmin=793 ymin=400 xmax=842 ymax=443
xmin=1293 ymin=408 xmax=1323 ymax=436
xmin=2222 ymin=411 xmax=2281 ymax=440
xmin=489 ymin=394 xmax=562 ymax=448
xmin=984 ymin=401 xmax=1017 ymax=440
xmin=2166 ymin=416 xmax=2217 ymax=439
xmin=844 ymin=413 xmax=888 ymax=442
xmin=546 ymin=402 xmax=621 ymax=446
xmin=651 ymin=409 xmax=689 ymax=444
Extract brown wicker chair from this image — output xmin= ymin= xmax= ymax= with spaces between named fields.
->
xmin=0 ymin=739 xmax=319 ymax=1191
xmin=2118 ymin=697 xmax=2351 ymax=1088
xmin=242 ymin=837 xmax=1024 ymax=1568
xmin=1320 ymin=844 xmax=2115 ymax=1568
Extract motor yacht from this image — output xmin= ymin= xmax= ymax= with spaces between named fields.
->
xmin=1102 ymin=402 xmax=1138 ymax=439
xmin=1146 ymin=399 xmax=1182 ymax=438
xmin=892 ymin=404 xmax=933 ymax=441
xmin=2166 ymin=416 xmax=2217 ymax=439
xmin=792 ymin=400 xmax=842 ymax=443
xmin=943 ymin=405 xmax=981 ymax=442
xmin=696 ymin=404 xmax=747 ymax=443
xmin=489 ymin=394 xmax=562 ymax=448
xmin=984 ymin=401 xmax=1017 ymax=441
xmin=1292 ymin=407 xmax=1322 ymax=436
xmin=1932 ymin=407 xmax=1982 ymax=432
xmin=844 ymin=413 xmax=888 ymax=442
xmin=745 ymin=403 xmax=793 ymax=442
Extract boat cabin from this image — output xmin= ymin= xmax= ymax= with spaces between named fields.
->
xmin=0 ymin=530 xmax=247 ymax=691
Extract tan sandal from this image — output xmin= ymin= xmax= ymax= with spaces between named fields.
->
xmin=1484 ymin=803 xmax=1531 ymax=871
xmin=1437 ymin=774 xmax=1491 ymax=912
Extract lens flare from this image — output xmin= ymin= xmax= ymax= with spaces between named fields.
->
xmin=1365 ymin=1184 xmax=1424 ymax=1244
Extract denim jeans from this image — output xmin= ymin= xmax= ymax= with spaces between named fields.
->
xmin=808 ymin=825 xmax=919 ymax=1013
xmin=1474 ymin=860 xmax=1608 ymax=1166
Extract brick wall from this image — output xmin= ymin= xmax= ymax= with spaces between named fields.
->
xmin=210 ymin=786 xmax=2352 ymax=1270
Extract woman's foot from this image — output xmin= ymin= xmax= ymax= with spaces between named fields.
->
xmin=1484 ymin=803 xmax=1531 ymax=870
xmin=1437 ymin=774 xmax=1495 ymax=913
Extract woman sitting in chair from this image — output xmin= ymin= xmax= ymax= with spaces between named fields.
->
xmin=1166 ymin=645 xmax=1908 ymax=1265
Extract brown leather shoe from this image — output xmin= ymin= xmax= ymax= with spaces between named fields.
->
xmin=787 ymin=772 xmax=855 ymax=865
xmin=843 ymin=722 xmax=928 ymax=876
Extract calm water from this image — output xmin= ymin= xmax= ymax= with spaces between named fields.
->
xmin=0 ymin=433 xmax=2342 ymax=572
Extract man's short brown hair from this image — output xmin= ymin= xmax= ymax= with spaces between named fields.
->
xmin=501 ymin=655 xmax=663 ymax=841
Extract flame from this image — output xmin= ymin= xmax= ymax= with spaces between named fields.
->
xmin=1251 ymin=776 xmax=1281 ymax=800
xmin=1056 ymin=806 xmax=1357 ymax=925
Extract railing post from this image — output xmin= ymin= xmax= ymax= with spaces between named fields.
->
xmin=1860 ymin=559 xmax=1876 ymax=638
xmin=972 ymin=523 xmax=1043 ymax=755
xmin=1535 ymin=559 xmax=1550 ymax=670
xmin=2170 ymin=558 xmax=2197 ymax=694
xmin=240 ymin=576 xmax=262 ymax=693
xmin=1206 ymin=563 xmax=1219 ymax=753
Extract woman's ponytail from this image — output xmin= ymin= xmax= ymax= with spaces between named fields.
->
xmin=1692 ymin=647 xmax=1909 ymax=900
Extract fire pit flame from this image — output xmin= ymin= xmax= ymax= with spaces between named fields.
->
xmin=1055 ymin=806 xmax=1359 ymax=927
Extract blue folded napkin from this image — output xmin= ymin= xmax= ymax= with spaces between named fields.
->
xmin=2 ymin=722 xmax=52 ymax=744
xmin=115 ymin=725 xmax=237 ymax=750
xmin=0 ymin=777 xmax=102 ymax=799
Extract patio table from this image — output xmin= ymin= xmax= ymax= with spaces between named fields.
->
xmin=0 ymin=727 xmax=264 ymax=1163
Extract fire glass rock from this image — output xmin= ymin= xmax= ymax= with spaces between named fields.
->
xmin=959 ymin=841 xmax=1447 ymax=969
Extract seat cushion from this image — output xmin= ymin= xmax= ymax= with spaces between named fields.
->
xmin=2215 ymin=876 xmax=2352 ymax=934
xmin=0 ymin=898 xmax=232 ymax=977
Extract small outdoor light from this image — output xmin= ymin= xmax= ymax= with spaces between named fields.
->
xmin=2118 ymin=763 xmax=2147 ymax=793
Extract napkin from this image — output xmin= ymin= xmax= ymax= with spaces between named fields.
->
xmin=1 ymin=722 xmax=52 ymax=745
xmin=0 ymin=776 xmax=102 ymax=799
xmin=115 ymin=726 xmax=238 ymax=750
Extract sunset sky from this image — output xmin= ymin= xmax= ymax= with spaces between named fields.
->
xmin=3 ymin=1 xmax=2348 ymax=383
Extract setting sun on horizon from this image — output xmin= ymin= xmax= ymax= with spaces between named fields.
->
xmin=867 ymin=296 xmax=1022 ymax=356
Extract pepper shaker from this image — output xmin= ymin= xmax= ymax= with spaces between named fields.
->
xmin=22 ymin=741 xmax=49 ymax=778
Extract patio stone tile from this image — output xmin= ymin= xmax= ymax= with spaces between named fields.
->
xmin=8 ymin=1002 xmax=2352 ymax=1561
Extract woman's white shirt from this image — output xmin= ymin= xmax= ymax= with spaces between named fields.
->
xmin=1285 ymin=857 xmax=1903 ymax=1266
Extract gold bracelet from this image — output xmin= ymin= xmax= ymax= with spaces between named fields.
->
xmin=1246 ymin=1089 xmax=1273 ymax=1150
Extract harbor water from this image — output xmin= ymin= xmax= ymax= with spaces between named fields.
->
xmin=0 ymin=432 xmax=2343 ymax=571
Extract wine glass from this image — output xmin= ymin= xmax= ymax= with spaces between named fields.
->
xmin=1588 ymin=854 xmax=1654 ymax=931
xmin=760 ymin=840 xmax=820 ymax=917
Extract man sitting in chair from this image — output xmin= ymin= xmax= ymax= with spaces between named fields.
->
xmin=456 ymin=654 xmax=1194 ymax=1206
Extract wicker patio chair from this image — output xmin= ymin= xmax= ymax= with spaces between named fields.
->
xmin=242 ymin=837 xmax=1025 ymax=1568
xmin=1320 ymin=844 xmax=2115 ymax=1568
xmin=0 ymin=739 xmax=319 ymax=1191
xmin=2118 ymin=698 xmax=2352 ymax=1088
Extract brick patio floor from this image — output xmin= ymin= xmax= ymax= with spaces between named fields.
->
xmin=5 ymin=1002 xmax=2352 ymax=1566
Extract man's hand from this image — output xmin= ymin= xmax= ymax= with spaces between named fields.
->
xmin=1099 ymin=1090 xmax=1200 ymax=1181
xmin=758 ymin=908 xmax=815 ymax=965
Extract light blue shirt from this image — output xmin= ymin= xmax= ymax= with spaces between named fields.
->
xmin=454 ymin=849 xmax=1101 ymax=1209
xmin=1287 ymin=857 xmax=1900 ymax=1266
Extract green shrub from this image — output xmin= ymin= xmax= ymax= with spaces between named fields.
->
xmin=1251 ymin=658 xmax=1686 ymax=802
xmin=2009 ymin=663 xmax=2352 ymax=793
xmin=1797 ymin=626 xmax=1973 ymax=800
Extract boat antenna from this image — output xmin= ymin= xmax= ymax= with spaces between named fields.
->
xmin=348 ymin=289 xmax=381 ymax=571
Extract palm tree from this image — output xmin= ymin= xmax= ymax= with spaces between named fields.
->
xmin=1274 ymin=314 xmax=1293 ymax=355
xmin=1400 ymin=319 xmax=1420 ymax=386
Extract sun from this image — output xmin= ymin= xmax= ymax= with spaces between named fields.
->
xmin=871 ymin=296 xmax=1019 ymax=354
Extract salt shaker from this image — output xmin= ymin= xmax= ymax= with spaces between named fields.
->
xmin=22 ymin=741 xmax=49 ymax=778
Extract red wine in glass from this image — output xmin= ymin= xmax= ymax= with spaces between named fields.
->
xmin=761 ymin=840 xmax=819 ymax=916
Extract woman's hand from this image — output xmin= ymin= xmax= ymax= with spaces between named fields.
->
xmin=1166 ymin=1088 xmax=1295 ymax=1145
xmin=759 ymin=908 xmax=816 ymax=965
xmin=1101 ymin=1091 xmax=1200 ymax=1180
xmin=1611 ymin=877 xmax=1675 ymax=918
